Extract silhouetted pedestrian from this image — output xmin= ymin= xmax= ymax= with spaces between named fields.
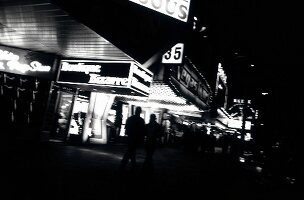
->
xmin=120 ymin=106 xmax=145 ymax=172
xmin=143 ymin=114 xmax=162 ymax=174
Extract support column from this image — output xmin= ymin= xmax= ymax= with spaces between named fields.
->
xmin=88 ymin=92 xmax=115 ymax=144
xmin=82 ymin=92 xmax=97 ymax=143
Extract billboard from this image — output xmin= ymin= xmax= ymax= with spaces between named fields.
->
xmin=130 ymin=0 xmax=191 ymax=22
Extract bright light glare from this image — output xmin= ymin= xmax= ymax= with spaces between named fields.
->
xmin=262 ymin=92 xmax=268 ymax=95
xmin=199 ymin=26 xmax=206 ymax=32
xmin=256 ymin=166 xmax=263 ymax=173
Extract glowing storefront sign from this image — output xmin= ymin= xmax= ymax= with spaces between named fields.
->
xmin=6 ymin=60 xmax=51 ymax=73
xmin=61 ymin=62 xmax=101 ymax=74
xmin=57 ymin=60 xmax=153 ymax=97
xmin=179 ymin=66 xmax=210 ymax=103
xmin=130 ymin=63 xmax=153 ymax=95
xmin=129 ymin=0 xmax=191 ymax=22
xmin=0 ymin=46 xmax=54 ymax=79
xmin=166 ymin=58 xmax=212 ymax=110
xmin=88 ymin=74 xmax=129 ymax=86
xmin=0 ymin=49 xmax=20 ymax=61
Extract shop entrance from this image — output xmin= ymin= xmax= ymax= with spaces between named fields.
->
xmin=53 ymin=91 xmax=75 ymax=141
xmin=51 ymin=89 xmax=90 ymax=142
xmin=67 ymin=93 xmax=89 ymax=142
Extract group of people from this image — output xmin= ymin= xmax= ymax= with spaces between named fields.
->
xmin=120 ymin=106 xmax=162 ymax=174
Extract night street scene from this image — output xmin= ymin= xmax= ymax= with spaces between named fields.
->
xmin=0 ymin=0 xmax=303 ymax=199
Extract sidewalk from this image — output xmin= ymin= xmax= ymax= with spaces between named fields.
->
xmin=2 ymin=139 xmax=300 ymax=199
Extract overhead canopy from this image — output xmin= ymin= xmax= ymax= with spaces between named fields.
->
xmin=0 ymin=0 xmax=132 ymax=60
xmin=0 ymin=0 xmax=191 ymax=64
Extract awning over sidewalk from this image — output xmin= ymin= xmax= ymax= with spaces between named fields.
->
xmin=116 ymin=81 xmax=203 ymax=116
xmin=1 ymin=0 xmax=191 ymax=64
xmin=52 ymin=0 xmax=191 ymax=64
xmin=0 ymin=0 xmax=132 ymax=61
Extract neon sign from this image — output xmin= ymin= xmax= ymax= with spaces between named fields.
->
xmin=6 ymin=60 xmax=51 ymax=73
xmin=0 ymin=49 xmax=20 ymax=60
xmin=88 ymin=74 xmax=129 ymax=86
xmin=0 ymin=46 xmax=54 ymax=79
xmin=61 ymin=62 xmax=101 ymax=74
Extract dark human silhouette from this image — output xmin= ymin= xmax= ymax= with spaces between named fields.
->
xmin=120 ymin=106 xmax=145 ymax=172
xmin=143 ymin=114 xmax=162 ymax=174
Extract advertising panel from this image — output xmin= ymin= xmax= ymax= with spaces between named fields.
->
xmin=167 ymin=58 xmax=212 ymax=110
xmin=0 ymin=46 xmax=55 ymax=79
xmin=57 ymin=60 xmax=153 ymax=96
xmin=129 ymin=0 xmax=191 ymax=22
xmin=178 ymin=63 xmax=211 ymax=103
xmin=130 ymin=63 xmax=153 ymax=96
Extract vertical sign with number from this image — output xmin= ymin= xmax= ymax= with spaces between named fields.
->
xmin=162 ymin=43 xmax=184 ymax=64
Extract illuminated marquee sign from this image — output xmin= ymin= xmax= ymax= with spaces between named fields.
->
xmin=0 ymin=46 xmax=55 ymax=79
xmin=57 ymin=60 xmax=153 ymax=96
xmin=167 ymin=58 xmax=212 ymax=109
xmin=129 ymin=0 xmax=191 ymax=22
xmin=179 ymin=65 xmax=210 ymax=103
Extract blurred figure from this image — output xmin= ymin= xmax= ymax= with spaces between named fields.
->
xmin=143 ymin=114 xmax=162 ymax=174
xmin=120 ymin=106 xmax=145 ymax=172
xmin=206 ymin=129 xmax=216 ymax=154
xmin=198 ymin=126 xmax=208 ymax=155
xmin=221 ymin=133 xmax=230 ymax=154
xmin=161 ymin=118 xmax=170 ymax=145
xmin=183 ymin=123 xmax=199 ymax=153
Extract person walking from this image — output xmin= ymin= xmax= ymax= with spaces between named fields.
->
xmin=120 ymin=106 xmax=145 ymax=172
xmin=143 ymin=114 xmax=162 ymax=174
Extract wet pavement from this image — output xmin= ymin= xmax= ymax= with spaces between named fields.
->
xmin=1 ymin=139 xmax=301 ymax=199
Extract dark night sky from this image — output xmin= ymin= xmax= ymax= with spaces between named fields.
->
xmin=192 ymin=0 xmax=303 ymax=103
xmin=188 ymin=0 xmax=303 ymax=140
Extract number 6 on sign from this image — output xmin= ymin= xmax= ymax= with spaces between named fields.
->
xmin=162 ymin=43 xmax=184 ymax=64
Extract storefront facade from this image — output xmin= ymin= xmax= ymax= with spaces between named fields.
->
xmin=112 ymin=53 xmax=214 ymax=145
xmin=43 ymin=59 xmax=153 ymax=144
xmin=0 ymin=45 xmax=57 ymax=140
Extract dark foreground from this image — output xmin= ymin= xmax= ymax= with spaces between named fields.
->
xmin=1 ymin=139 xmax=301 ymax=200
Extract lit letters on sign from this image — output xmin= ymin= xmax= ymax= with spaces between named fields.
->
xmin=173 ymin=63 xmax=211 ymax=105
xmin=57 ymin=60 xmax=153 ymax=96
xmin=88 ymin=74 xmax=129 ymax=86
xmin=130 ymin=63 xmax=153 ymax=95
xmin=0 ymin=48 xmax=53 ymax=78
xmin=61 ymin=62 xmax=101 ymax=74
xmin=129 ymin=0 xmax=191 ymax=22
